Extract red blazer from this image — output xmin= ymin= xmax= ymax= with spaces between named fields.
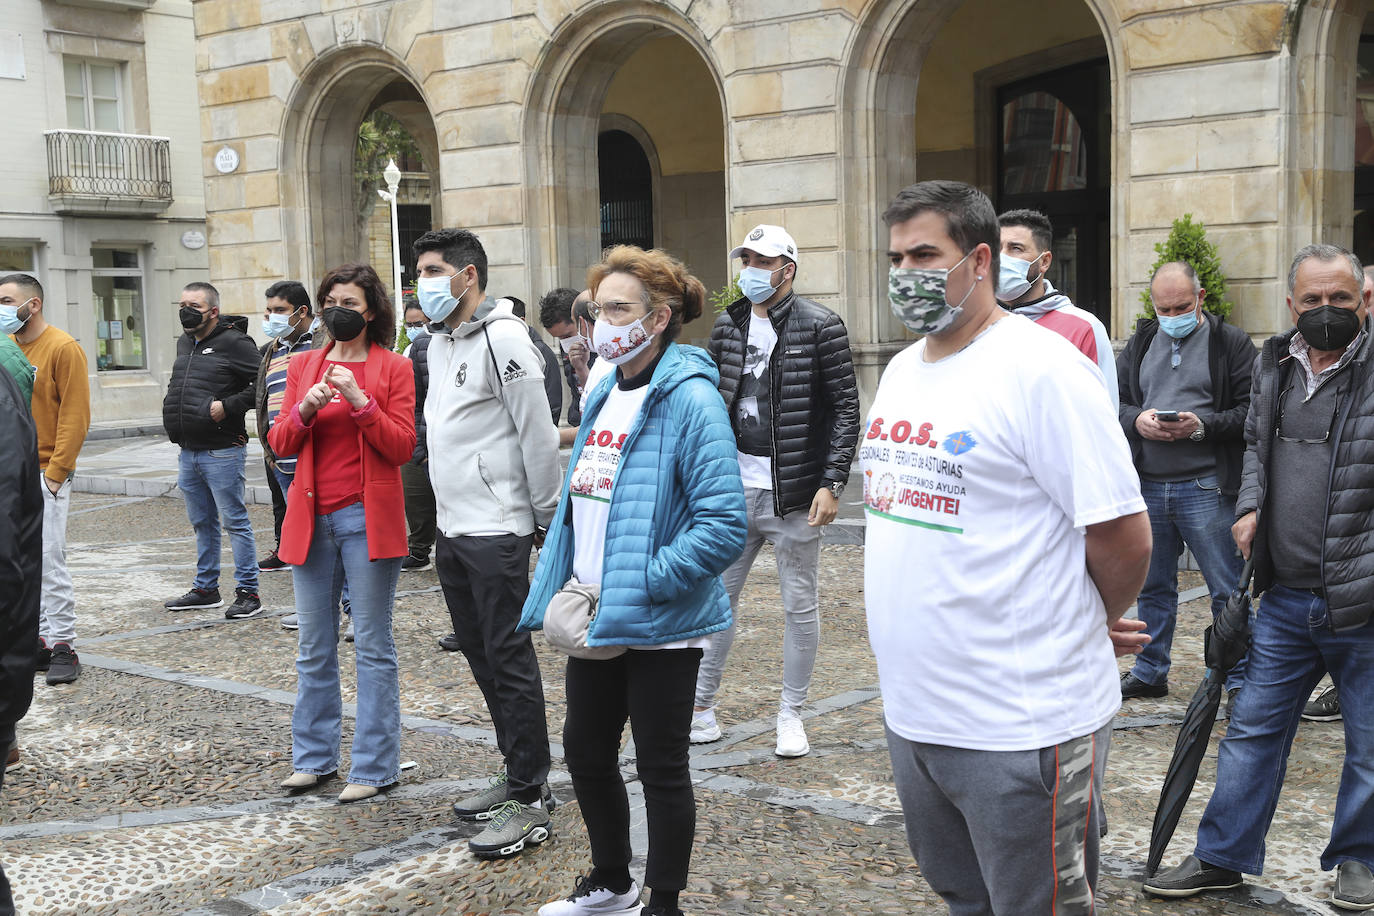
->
xmin=267 ymin=341 xmax=416 ymax=565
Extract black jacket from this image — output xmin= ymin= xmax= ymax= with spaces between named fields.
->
xmin=528 ymin=326 xmax=563 ymax=427
xmin=0 ymin=367 xmax=42 ymax=746
xmin=562 ymin=351 xmax=597 ymax=427
xmin=1240 ymin=328 xmax=1374 ymax=632
xmin=162 ymin=316 xmax=260 ymax=449
xmin=710 ymin=292 xmax=860 ymax=517
xmin=1116 ymin=311 xmax=1257 ymax=496
xmin=410 ymin=329 xmax=434 ymax=464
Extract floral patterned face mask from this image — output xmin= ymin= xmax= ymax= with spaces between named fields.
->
xmin=888 ymin=250 xmax=975 ymax=335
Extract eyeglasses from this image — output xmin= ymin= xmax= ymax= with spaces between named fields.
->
xmin=1276 ymin=383 xmax=1343 ymax=445
xmin=405 ymin=322 xmax=425 ymax=330
xmin=586 ymin=300 xmax=648 ymax=323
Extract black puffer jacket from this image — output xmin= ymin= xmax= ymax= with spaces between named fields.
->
xmin=710 ymin=292 xmax=860 ymax=517
xmin=410 ymin=328 xmax=434 ymax=464
xmin=0 ymin=367 xmax=42 ymax=747
xmin=1241 ymin=328 xmax=1374 ymax=632
xmin=162 ymin=316 xmax=260 ymax=449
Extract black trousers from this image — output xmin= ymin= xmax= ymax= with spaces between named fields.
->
xmin=265 ymin=457 xmax=287 ymax=544
xmin=0 ymin=756 xmax=12 ymax=916
xmin=435 ymin=533 xmax=550 ymax=801
xmin=401 ymin=460 xmax=436 ymax=559
xmin=564 ymin=648 xmax=702 ymax=892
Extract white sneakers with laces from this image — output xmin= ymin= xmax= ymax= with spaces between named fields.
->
xmin=775 ymin=706 xmax=810 ymax=757
xmin=537 ymin=875 xmax=642 ymax=915
xmin=689 ymin=707 xmax=721 ymax=744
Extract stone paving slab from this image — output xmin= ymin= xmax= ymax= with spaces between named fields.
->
xmin=0 ymin=492 xmax=1347 ymax=914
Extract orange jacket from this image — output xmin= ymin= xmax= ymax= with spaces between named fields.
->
xmin=267 ymin=342 xmax=416 ymax=565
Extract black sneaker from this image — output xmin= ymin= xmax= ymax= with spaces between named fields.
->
xmin=35 ymin=638 xmax=51 ymax=673
xmin=438 ymin=633 xmax=461 ymax=652
xmin=224 ymin=588 xmax=263 ymax=620
xmin=1333 ymin=860 xmax=1374 ymax=910
xmin=259 ymin=550 xmax=290 ymax=572
xmin=165 ymin=587 xmax=222 ymax=611
xmin=1143 ymin=855 xmax=1243 ymax=897
xmin=1303 ymin=685 xmax=1341 ymax=722
xmin=401 ymin=553 xmax=432 ymax=572
xmin=46 ymin=642 xmax=81 ymax=685
xmin=1121 ymin=672 xmax=1168 ymax=699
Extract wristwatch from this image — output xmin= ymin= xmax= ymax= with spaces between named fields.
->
xmin=826 ymin=480 xmax=845 ymax=499
xmin=1190 ymin=420 xmax=1207 ymax=442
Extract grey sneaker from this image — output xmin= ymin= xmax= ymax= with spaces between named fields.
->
xmin=452 ymin=772 xmax=556 ymax=820
xmin=281 ymin=614 xmax=299 ymax=631
xmin=1334 ymin=861 xmax=1374 ymax=911
xmin=468 ymin=799 xmax=551 ymax=858
xmin=1303 ymin=685 xmax=1341 ymax=722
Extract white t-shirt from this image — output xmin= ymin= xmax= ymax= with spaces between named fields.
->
xmin=734 ymin=315 xmax=778 ymax=490
xmin=579 ymin=357 xmax=616 ymax=415
xmin=862 ymin=314 xmax=1145 ymax=752
xmin=570 ymin=380 xmax=706 ymax=651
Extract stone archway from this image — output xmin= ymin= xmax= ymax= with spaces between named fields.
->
xmin=279 ymin=48 xmax=440 ymax=288
xmin=522 ymin=3 xmax=728 ymax=342
xmin=838 ymin=0 xmax=1122 ymax=383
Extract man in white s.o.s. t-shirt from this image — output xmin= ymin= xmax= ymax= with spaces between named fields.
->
xmin=868 ymin=179 xmax=1153 ymax=915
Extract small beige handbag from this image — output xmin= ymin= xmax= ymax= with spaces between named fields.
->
xmin=542 ymin=577 xmax=626 ymax=660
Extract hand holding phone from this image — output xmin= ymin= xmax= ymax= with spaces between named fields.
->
xmin=1155 ymin=410 xmax=1181 ymax=423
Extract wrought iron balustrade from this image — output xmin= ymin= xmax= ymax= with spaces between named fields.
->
xmin=45 ymin=130 xmax=173 ymax=206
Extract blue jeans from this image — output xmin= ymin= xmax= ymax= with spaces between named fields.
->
xmin=178 ymin=446 xmax=258 ymax=593
xmin=289 ymin=503 xmax=402 ymax=786
xmin=1195 ymin=584 xmax=1374 ymax=874
xmin=275 ymin=467 xmax=351 ymax=613
xmin=1131 ymin=476 xmax=1245 ymax=690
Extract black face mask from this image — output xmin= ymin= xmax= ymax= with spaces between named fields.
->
xmin=322 ymin=306 xmax=367 ymax=342
xmin=179 ymin=305 xmax=207 ymax=331
xmin=1296 ymin=304 xmax=1362 ymax=352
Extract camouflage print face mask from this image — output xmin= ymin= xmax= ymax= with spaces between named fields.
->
xmin=888 ymin=250 xmax=974 ymax=335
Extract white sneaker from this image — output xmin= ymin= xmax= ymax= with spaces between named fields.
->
xmin=775 ymin=707 xmax=809 ymax=757
xmin=690 ymin=707 xmax=721 ymax=744
xmin=537 ymin=874 xmax=642 ymax=915
xmin=281 ymin=614 xmax=299 ymax=631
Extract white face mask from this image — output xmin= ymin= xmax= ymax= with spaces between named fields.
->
xmin=592 ymin=315 xmax=655 ymax=365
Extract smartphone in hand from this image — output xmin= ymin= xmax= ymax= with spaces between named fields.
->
xmin=1155 ymin=410 xmax=1181 ymax=423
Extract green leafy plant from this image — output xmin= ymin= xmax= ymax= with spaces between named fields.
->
xmin=709 ymin=274 xmax=742 ymax=315
xmin=1140 ymin=213 xmax=1233 ymax=322
xmin=353 ymin=110 xmax=423 ymax=260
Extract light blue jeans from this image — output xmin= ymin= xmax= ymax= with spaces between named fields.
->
xmin=178 ymin=446 xmax=259 ymax=594
xmin=289 ymin=502 xmax=402 ymax=787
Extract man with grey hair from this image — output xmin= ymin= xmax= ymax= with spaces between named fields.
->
xmin=1146 ymin=244 xmax=1374 ymax=910
xmin=1115 ymin=261 xmax=1256 ymax=706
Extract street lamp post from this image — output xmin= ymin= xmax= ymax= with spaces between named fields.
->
xmin=377 ymin=157 xmax=403 ymax=343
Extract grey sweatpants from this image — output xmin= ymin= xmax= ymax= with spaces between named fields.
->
xmin=887 ymin=719 xmax=1112 ymax=915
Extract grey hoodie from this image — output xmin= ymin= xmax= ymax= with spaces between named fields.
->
xmin=424 ymin=297 xmax=560 ymax=537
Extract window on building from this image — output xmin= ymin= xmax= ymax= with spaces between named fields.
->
xmin=64 ymin=59 xmax=122 ymax=133
xmin=0 ymin=244 xmax=36 ymax=273
xmin=397 ymin=202 xmax=432 ymax=292
xmin=598 ymin=130 xmax=653 ymax=251
xmin=91 ymin=247 xmax=146 ymax=371
xmin=1354 ymin=37 xmax=1374 ymax=265
xmin=997 ymin=60 xmax=1109 ymax=324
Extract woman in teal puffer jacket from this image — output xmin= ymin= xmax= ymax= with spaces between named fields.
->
xmin=521 ymin=246 xmax=746 ymax=916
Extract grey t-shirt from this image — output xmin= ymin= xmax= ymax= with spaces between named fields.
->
xmin=1268 ymin=362 xmax=1348 ymax=589
xmin=1138 ymin=321 xmax=1216 ymax=481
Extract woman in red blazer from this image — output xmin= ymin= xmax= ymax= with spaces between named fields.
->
xmin=267 ymin=263 xmax=415 ymax=803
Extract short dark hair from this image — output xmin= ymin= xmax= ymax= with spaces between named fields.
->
xmin=264 ymin=280 xmax=310 ymax=312
xmin=998 ymin=208 xmax=1053 ymax=254
xmin=183 ymin=281 xmax=220 ymax=310
xmin=402 ymin=297 xmax=424 ymax=318
xmin=0 ymin=273 xmax=43 ymax=302
xmin=538 ymin=287 xmax=579 ymax=330
xmin=883 ymin=180 xmax=1000 ymax=282
xmin=412 ymin=229 xmax=488 ymax=290
xmin=316 ymin=263 xmax=395 ymax=349
xmin=572 ymin=292 xmax=593 ymax=324
xmin=504 ymin=295 xmax=527 ymax=320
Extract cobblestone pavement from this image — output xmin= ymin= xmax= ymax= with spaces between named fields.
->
xmin=2 ymin=485 xmax=1348 ymax=914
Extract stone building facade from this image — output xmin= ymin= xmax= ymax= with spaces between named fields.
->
xmin=3 ymin=0 xmax=208 ymax=422
xmin=190 ymin=0 xmax=1373 ymax=397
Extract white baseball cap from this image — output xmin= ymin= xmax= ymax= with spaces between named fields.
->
xmin=730 ymin=224 xmax=799 ymax=265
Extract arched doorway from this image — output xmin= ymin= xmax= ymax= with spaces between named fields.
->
xmin=280 ymin=50 xmax=440 ymax=293
xmin=524 ymin=12 xmax=728 ymax=344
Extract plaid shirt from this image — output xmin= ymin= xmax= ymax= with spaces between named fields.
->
xmin=1288 ymin=327 xmax=1366 ymax=400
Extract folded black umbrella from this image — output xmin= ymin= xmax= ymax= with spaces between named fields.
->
xmin=1145 ymin=555 xmax=1255 ymax=878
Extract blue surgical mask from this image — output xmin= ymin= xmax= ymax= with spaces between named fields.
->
xmin=417 ymin=274 xmax=469 ymax=323
xmin=0 ymin=299 xmax=33 ymax=335
xmin=996 ymin=253 xmax=1046 ymax=302
xmin=1158 ymin=308 xmax=1200 ymax=339
xmin=738 ymin=265 xmax=785 ymax=305
xmin=262 ymin=313 xmax=294 ymax=338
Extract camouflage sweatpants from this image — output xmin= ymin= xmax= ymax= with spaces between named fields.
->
xmin=887 ymin=719 xmax=1112 ymax=915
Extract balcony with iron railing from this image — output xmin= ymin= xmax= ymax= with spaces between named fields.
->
xmin=45 ymin=129 xmax=173 ymax=216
